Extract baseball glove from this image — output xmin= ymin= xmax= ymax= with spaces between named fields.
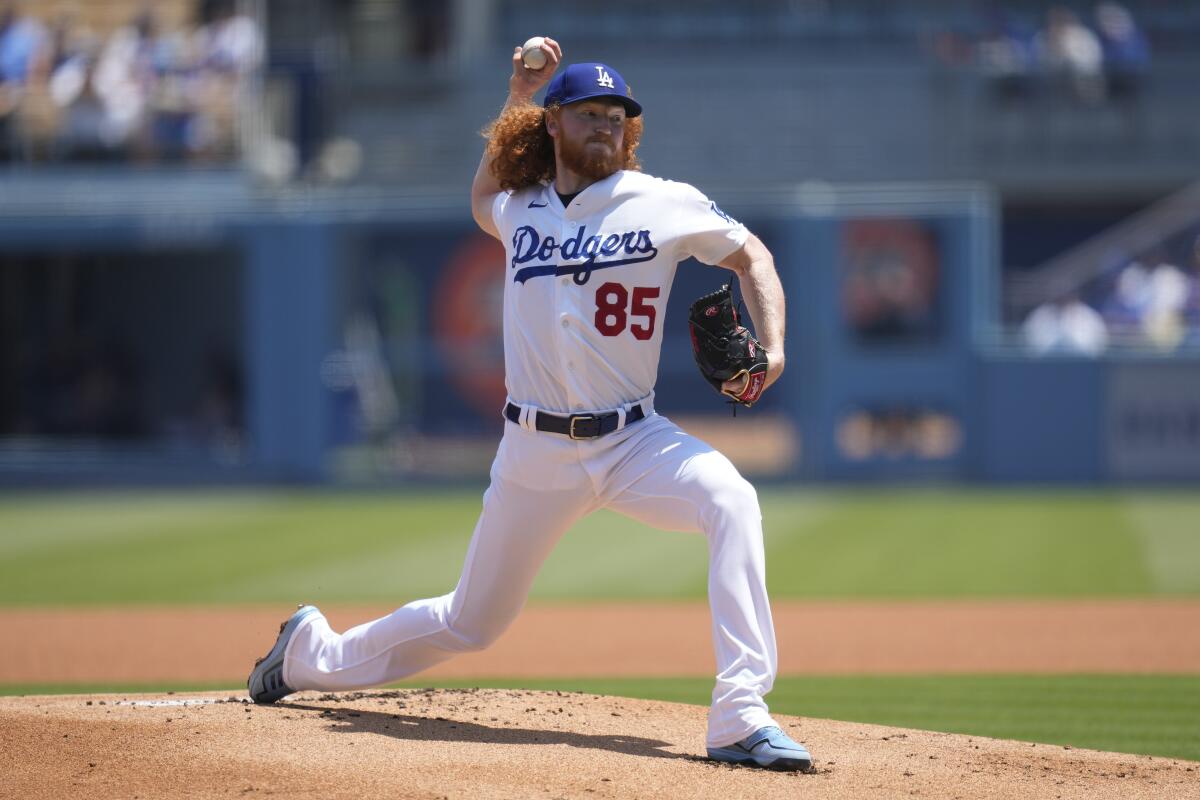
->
xmin=688 ymin=281 xmax=769 ymax=407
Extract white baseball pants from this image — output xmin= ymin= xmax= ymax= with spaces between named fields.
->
xmin=283 ymin=411 xmax=780 ymax=748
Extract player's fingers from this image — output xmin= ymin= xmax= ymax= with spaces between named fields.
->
xmin=543 ymin=37 xmax=563 ymax=62
xmin=530 ymin=41 xmax=557 ymax=72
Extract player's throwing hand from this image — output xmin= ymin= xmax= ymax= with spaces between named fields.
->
xmin=510 ymin=36 xmax=562 ymax=99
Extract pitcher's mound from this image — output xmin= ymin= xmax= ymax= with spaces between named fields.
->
xmin=1 ymin=688 xmax=1193 ymax=799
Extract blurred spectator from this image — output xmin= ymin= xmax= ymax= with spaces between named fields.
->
xmin=92 ymin=9 xmax=157 ymax=154
xmin=200 ymin=0 xmax=261 ymax=74
xmin=967 ymin=2 xmax=1153 ymax=116
xmin=1022 ymin=293 xmax=1108 ymax=356
xmin=48 ymin=34 xmax=138 ymax=161
xmin=1104 ymin=255 xmax=1150 ymax=332
xmin=0 ymin=0 xmax=46 ymax=156
xmin=1 ymin=0 xmax=260 ymax=165
xmin=1094 ymin=2 xmax=1150 ymax=103
xmin=0 ymin=1 xmax=43 ymax=85
xmin=10 ymin=10 xmax=64 ymax=161
xmin=190 ymin=0 xmax=262 ymax=159
xmin=1035 ymin=6 xmax=1106 ymax=105
xmin=1102 ymin=245 xmax=1198 ymax=351
xmin=976 ymin=10 xmax=1036 ymax=105
xmin=143 ymin=17 xmax=200 ymax=161
xmin=1140 ymin=252 xmax=1191 ymax=350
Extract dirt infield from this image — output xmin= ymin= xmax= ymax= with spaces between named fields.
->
xmin=5 ymin=599 xmax=1200 ymax=685
xmin=3 ymin=688 xmax=1196 ymax=800
xmin=7 ymin=602 xmax=1198 ymax=799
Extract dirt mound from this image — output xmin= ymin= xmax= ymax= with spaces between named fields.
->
xmin=2 ymin=689 xmax=1194 ymax=799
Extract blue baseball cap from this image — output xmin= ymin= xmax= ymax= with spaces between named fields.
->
xmin=543 ymin=62 xmax=642 ymax=118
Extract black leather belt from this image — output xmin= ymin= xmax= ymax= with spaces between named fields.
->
xmin=504 ymin=402 xmax=645 ymax=440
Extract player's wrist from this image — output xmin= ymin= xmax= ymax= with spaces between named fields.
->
xmin=507 ymin=82 xmax=536 ymax=104
xmin=766 ymin=349 xmax=785 ymax=377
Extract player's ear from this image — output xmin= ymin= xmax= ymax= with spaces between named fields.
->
xmin=544 ymin=107 xmax=559 ymax=139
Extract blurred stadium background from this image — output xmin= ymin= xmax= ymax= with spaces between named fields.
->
xmin=1 ymin=0 xmax=1199 ymax=762
xmin=1 ymin=0 xmax=1198 ymax=484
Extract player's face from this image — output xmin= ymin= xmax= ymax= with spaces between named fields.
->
xmin=551 ymin=100 xmax=627 ymax=180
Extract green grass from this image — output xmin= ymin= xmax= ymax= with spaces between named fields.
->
xmin=5 ymin=493 xmax=1194 ymax=762
xmin=1 ymin=488 xmax=1198 ymax=604
xmin=5 ymin=675 xmax=1197 ymax=762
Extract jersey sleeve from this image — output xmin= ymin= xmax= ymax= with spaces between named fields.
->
xmin=491 ymin=190 xmax=513 ymax=238
xmin=672 ymin=183 xmax=749 ymax=265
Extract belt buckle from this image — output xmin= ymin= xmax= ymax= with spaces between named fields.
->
xmin=568 ymin=414 xmax=599 ymax=440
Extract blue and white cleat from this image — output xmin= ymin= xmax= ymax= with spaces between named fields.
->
xmin=707 ymin=725 xmax=814 ymax=772
xmin=247 ymin=604 xmax=321 ymax=704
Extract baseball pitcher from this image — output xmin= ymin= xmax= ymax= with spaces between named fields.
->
xmin=249 ymin=38 xmax=812 ymax=772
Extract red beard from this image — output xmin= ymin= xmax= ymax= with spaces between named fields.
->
xmin=559 ymin=135 xmax=623 ymax=181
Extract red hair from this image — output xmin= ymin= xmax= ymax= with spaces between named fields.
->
xmin=481 ymin=100 xmax=643 ymax=192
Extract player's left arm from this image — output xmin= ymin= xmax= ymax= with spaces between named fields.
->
xmin=718 ymin=233 xmax=786 ymax=393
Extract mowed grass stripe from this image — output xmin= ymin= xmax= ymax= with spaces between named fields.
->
xmin=1125 ymin=494 xmax=1200 ymax=594
xmin=1 ymin=489 xmax=1198 ymax=604
xmin=764 ymin=491 xmax=1156 ymax=598
xmin=3 ymin=675 xmax=1196 ymax=763
xmin=0 ymin=493 xmax=279 ymax=558
xmin=0 ymin=491 xmax=483 ymax=604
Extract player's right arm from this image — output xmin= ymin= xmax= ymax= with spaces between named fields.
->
xmin=470 ymin=37 xmax=562 ymax=239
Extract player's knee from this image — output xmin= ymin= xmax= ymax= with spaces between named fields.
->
xmin=445 ymin=626 xmax=493 ymax=652
xmin=445 ymin=617 xmax=507 ymax=652
xmin=705 ymin=476 xmax=761 ymax=526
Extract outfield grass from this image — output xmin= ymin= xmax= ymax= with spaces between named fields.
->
xmin=1 ymin=488 xmax=1197 ymax=604
xmin=5 ymin=490 xmax=1195 ymax=763
xmin=5 ymin=675 xmax=1196 ymax=763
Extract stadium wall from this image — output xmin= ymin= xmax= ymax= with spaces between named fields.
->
xmin=0 ymin=175 xmax=1196 ymax=484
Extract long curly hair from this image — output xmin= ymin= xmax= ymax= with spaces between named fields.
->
xmin=481 ymin=100 xmax=643 ymax=192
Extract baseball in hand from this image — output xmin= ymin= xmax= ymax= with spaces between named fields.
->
xmin=521 ymin=37 xmax=548 ymax=70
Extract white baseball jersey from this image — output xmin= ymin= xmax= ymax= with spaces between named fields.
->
xmin=491 ymin=170 xmax=748 ymax=414
xmin=279 ymin=169 xmax=787 ymax=755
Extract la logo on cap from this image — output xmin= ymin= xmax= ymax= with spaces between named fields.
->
xmin=595 ymin=66 xmax=615 ymax=88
